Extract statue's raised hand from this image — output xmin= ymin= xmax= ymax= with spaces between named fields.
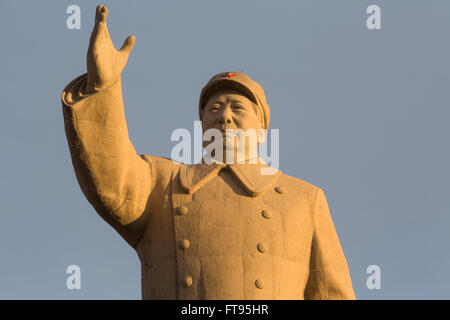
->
xmin=86 ymin=5 xmax=135 ymax=92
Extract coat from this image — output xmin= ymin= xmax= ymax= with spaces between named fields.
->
xmin=61 ymin=73 xmax=356 ymax=300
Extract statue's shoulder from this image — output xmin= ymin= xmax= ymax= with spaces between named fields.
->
xmin=140 ymin=154 xmax=188 ymax=173
xmin=140 ymin=154 xmax=178 ymax=165
xmin=139 ymin=154 xmax=191 ymax=188
xmin=277 ymin=171 xmax=320 ymax=199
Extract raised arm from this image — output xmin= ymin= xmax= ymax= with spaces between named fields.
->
xmin=62 ymin=5 xmax=155 ymax=246
xmin=304 ymin=187 xmax=356 ymax=300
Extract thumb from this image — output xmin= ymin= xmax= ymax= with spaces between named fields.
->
xmin=119 ymin=35 xmax=136 ymax=54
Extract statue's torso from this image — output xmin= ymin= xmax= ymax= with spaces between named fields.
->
xmin=135 ymin=158 xmax=317 ymax=299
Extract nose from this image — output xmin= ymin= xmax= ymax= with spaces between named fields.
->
xmin=218 ymin=108 xmax=233 ymax=125
xmin=219 ymin=118 xmax=232 ymax=124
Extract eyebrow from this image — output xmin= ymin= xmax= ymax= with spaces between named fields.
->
xmin=209 ymin=98 xmax=247 ymax=105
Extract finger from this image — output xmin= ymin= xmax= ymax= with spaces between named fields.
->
xmin=95 ymin=5 xmax=102 ymax=24
xmin=95 ymin=5 xmax=108 ymax=24
xmin=119 ymin=35 xmax=136 ymax=54
xmin=90 ymin=5 xmax=104 ymax=43
xmin=99 ymin=5 xmax=108 ymax=23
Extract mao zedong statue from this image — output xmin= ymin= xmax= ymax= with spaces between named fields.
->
xmin=61 ymin=5 xmax=356 ymax=300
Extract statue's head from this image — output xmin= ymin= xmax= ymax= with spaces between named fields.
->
xmin=199 ymin=72 xmax=270 ymax=163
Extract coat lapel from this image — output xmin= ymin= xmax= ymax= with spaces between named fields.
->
xmin=179 ymin=162 xmax=282 ymax=198
xmin=179 ymin=162 xmax=226 ymax=195
xmin=227 ymin=164 xmax=282 ymax=197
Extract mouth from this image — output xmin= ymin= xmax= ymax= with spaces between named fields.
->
xmin=222 ymin=130 xmax=236 ymax=136
xmin=222 ymin=132 xmax=238 ymax=143
xmin=219 ymin=128 xmax=237 ymax=135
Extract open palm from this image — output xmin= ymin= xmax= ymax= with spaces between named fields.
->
xmin=86 ymin=5 xmax=135 ymax=92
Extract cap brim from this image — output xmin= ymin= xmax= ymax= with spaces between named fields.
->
xmin=200 ymin=79 xmax=258 ymax=111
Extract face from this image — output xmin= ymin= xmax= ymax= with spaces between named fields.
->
xmin=201 ymin=90 xmax=265 ymax=163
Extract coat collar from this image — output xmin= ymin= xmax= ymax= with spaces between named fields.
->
xmin=179 ymin=160 xmax=282 ymax=198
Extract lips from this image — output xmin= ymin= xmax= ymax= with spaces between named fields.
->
xmin=218 ymin=127 xmax=237 ymax=134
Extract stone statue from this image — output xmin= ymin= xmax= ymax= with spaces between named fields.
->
xmin=61 ymin=5 xmax=355 ymax=299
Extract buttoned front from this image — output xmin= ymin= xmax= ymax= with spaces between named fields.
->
xmin=179 ymin=239 xmax=190 ymax=250
xmin=62 ymin=73 xmax=356 ymax=300
xmin=255 ymin=279 xmax=264 ymax=289
xmin=257 ymin=243 xmax=268 ymax=253
xmin=261 ymin=209 xmax=272 ymax=219
xmin=184 ymin=276 xmax=193 ymax=288
xmin=176 ymin=206 xmax=188 ymax=215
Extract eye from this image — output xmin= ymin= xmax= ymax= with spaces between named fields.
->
xmin=208 ymin=104 xmax=221 ymax=112
xmin=232 ymin=104 xmax=245 ymax=111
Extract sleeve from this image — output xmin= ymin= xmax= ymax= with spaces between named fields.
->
xmin=61 ymin=73 xmax=157 ymax=245
xmin=304 ymin=187 xmax=356 ymax=300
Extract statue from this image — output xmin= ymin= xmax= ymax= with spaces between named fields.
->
xmin=61 ymin=5 xmax=355 ymax=299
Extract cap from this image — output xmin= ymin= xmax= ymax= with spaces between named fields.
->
xmin=198 ymin=71 xmax=270 ymax=129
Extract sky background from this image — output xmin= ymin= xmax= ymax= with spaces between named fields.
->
xmin=1 ymin=0 xmax=449 ymax=299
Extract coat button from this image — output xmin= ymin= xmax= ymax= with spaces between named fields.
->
xmin=255 ymin=279 xmax=264 ymax=289
xmin=178 ymin=239 xmax=190 ymax=250
xmin=176 ymin=206 xmax=188 ymax=215
xmin=261 ymin=210 xmax=272 ymax=219
xmin=184 ymin=276 xmax=193 ymax=287
xmin=275 ymin=186 xmax=286 ymax=194
xmin=257 ymin=243 xmax=268 ymax=253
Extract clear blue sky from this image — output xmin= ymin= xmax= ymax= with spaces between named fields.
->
xmin=1 ymin=0 xmax=449 ymax=299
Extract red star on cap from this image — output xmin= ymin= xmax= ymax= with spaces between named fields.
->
xmin=223 ymin=72 xmax=237 ymax=78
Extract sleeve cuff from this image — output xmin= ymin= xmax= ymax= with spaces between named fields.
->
xmin=61 ymin=73 xmax=93 ymax=107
